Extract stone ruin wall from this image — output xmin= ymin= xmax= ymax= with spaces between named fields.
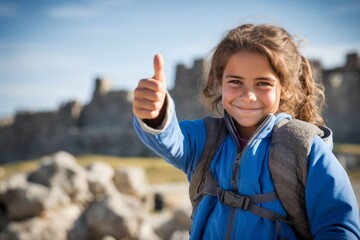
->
xmin=0 ymin=78 xmax=149 ymax=163
xmin=323 ymin=53 xmax=360 ymax=143
xmin=169 ymin=59 xmax=207 ymax=121
xmin=0 ymin=53 xmax=359 ymax=163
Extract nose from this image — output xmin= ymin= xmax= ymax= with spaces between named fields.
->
xmin=239 ymin=87 xmax=256 ymax=103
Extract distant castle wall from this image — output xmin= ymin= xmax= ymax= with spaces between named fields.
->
xmin=323 ymin=53 xmax=360 ymax=143
xmin=0 ymin=53 xmax=359 ymax=163
xmin=0 ymin=78 xmax=151 ymax=163
xmin=169 ymin=59 xmax=206 ymax=121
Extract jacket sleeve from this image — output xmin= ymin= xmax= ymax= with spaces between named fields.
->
xmin=133 ymin=95 xmax=206 ymax=180
xmin=306 ymin=136 xmax=360 ymax=239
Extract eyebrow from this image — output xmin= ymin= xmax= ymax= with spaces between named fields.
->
xmin=224 ymin=75 xmax=276 ymax=81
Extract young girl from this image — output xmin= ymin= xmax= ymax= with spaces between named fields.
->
xmin=133 ymin=23 xmax=360 ymax=239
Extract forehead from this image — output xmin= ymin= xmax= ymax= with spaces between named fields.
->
xmin=224 ymin=51 xmax=275 ymax=76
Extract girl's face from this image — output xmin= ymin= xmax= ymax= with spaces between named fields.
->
xmin=221 ymin=51 xmax=281 ymax=139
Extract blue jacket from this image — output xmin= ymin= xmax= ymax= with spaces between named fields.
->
xmin=134 ymin=98 xmax=360 ymax=240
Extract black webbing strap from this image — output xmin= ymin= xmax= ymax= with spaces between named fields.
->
xmin=195 ymin=174 xmax=290 ymax=239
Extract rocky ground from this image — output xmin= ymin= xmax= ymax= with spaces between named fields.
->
xmin=146 ymin=182 xmax=190 ymax=232
xmin=0 ymin=151 xmax=192 ymax=240
xmin=0 ymin=151 xmax=359 ymax=240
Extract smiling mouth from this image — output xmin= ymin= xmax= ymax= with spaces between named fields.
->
xmin=234 ymin=106 xmax=262 ymax=112
xmin=235 ymin=106 xmax=261 ymax=111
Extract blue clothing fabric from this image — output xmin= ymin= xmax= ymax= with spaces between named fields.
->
xmin=133 ymin=101 xmax=360 ymax=239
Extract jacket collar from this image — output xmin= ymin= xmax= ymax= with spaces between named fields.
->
xmin=224 ymin=111 xmax=241 ymax=150
xmin=223 ymin=111 xmax=292 ymax=151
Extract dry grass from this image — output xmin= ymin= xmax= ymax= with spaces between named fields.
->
xmin=0 ymin=155 xmax=187 ymax=184
xmin=348 ymin=169 xmax=360 ymax=183
xmin=334 ymin=143 xmax=360 ymax=155
xmin=1 ymin=152 xmax=360 ymax=184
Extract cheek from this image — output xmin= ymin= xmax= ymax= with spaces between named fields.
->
xmin=267 ymin=89 xmax=281 ymax=112
xmin=221 ymin=87 xmax=235 ymax=103
xmin=221 ymin=88 xmax=227 ymax=106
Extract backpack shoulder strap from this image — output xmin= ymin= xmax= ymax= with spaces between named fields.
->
xmin=189 ymin=116 xmax=227 ymax=215
xmin=269 ymin=118 xmax=324 ymax=240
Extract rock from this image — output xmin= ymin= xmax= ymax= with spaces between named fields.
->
xmin=113 ymin=167 xmax=148 ymax=198
xmin=154 ymin=192 xmax=165 ymax=211
xmin=0 ymin=174 xmax=28 ymax=228
xmin=27 ymin=151 xmax=91 ymax=204
xmin=0 ymin=151 xmax=190 ymax=240
xmin=81 ymin=193 xmax=142 ymax=240
xmin=67 ymin=214 xmax=89 ymax=240
xmin=173 ymin=208 xmax=191 ymax=229
xmin=0 ymin=174 xmax=47 ymax=221
xmin=0 ymin=204 xmax=81 ymax=240
xmin=0 ymin=173 xmax=69 ymax=221
xmin=170 ymin=230 xmax=190 ymax=240
xmin=102 ymin=236 xmax=116 ymax=240
xmin=0 ymin=174 xmax=27 ymax=194
xmin=136 ymin=219 xmax=161 ymax=240
xmin=86 ymin=161 xmax=117 ymax=199
xmin=155 ymin=207 xmax=191 ymax=240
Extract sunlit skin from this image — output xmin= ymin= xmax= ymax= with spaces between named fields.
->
xmin=133 ymin=54 xmax=167 ymax=128
xmin=221 ymin=51 xmax=282 ymax=139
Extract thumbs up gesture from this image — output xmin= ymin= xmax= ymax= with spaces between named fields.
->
xmin=133 ymin=54 xmax=167 ymax=127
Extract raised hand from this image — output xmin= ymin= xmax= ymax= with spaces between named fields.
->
xmin=133 ymin=54 xmax=167 ymax=127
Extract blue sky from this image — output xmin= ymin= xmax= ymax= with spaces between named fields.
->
xmin=0 ymin=0 xmax=359 ymax=118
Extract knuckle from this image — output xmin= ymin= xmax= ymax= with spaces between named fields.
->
xmin=134 ymin=86 xmax=145 ymax=95
xmin=132 ymin=107 xmax=141 ymax=117
xmin=154 ymin=81 xmax=164 ymax=92
xmin=154 ymin=101 xmax=163 ymax=109
xmin=138 ymin=79 xmax=149 ymax=88
xmin=149 ymin=111 xmax=159 ymax=119
xmin=132 ymin=96 xmax=142 ymax=105
xmin=133 ymin=88 xmax=140 ymax=96
xmin=150 ymin=101 xmax=161 ymax=110
xmin=154 ymin=91 xmax=164 ymax=101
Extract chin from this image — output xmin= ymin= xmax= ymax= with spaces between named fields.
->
xmin=234 ymin=119 xmax=261 ymax=128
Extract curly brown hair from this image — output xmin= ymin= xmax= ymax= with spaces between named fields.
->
xmin=201 ymin=23 xmax=325 ymax=126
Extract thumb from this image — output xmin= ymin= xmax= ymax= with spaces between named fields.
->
xmin=153 ymin=54 xmax=165 ymax=82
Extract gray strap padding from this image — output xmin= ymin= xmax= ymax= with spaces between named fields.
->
xmin=189 ymin=116 xmax=227 ymax=217
xmin=269 ymin=119 xmax=323 ymax=240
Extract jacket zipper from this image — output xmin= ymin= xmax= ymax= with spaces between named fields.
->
xmin=225 ymin=115 xmax=272 ymax=240
xmin=231 ymin=115 xmax=272 ymax=190
xmin=231 ymin=152 xmax=242 ymax=191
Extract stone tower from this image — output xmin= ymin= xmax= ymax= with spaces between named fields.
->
xmin=93 ymin=77 xmax=112 ymax=99
xmin=170 ymin=59 xmax=206 ymax=120
xmin=323 ymin=53 xmax=360 ymax=143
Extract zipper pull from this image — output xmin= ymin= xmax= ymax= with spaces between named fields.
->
xmin=231 ymin=152 xmax=242 ymax=190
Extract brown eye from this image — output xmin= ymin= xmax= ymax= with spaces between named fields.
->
xmin=257 ymin=81 xmax=273 ymax=87
xmin=229 ymin=80 xmax=242 ymax=85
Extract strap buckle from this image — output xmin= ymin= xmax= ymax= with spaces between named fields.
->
xmin=219 ymin=190 xmax=251 ymax=210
